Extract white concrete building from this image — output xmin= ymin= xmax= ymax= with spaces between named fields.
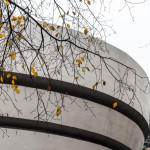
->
xmin=0 ymin=23 xmax=149 ymax=150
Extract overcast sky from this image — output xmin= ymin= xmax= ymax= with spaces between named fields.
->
xmin=106 ymin=0 xmax=150 ymax=79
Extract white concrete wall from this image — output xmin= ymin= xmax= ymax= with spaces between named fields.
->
xmin=0 ymin=22 xmax=149 ymax=150
xmin=0 ymin=129 xmax=111 ymax=150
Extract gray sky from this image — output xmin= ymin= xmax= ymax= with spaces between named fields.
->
xmin=107 ymin=0 xmax=150 ymax=79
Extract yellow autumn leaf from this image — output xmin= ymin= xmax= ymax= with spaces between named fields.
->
xmin=7 ymin=73 xmax=11 ymax=78
xmin=12 ymin=85 xmax=18 ymax=90
xmin=43 ymin=23 xmax=46 ymax=28
xmin=12 ymin=80 xmax=15 ymax=85
xmin=0 ymin=23 xmax=3 ymax=27
xmin=11 ymin=17 xmax=17 ymax=21
xmin=22 ymin=65 xmax=24 ymax=68
xmin=11 ymin=54 xmax=16 ymax=60
xmin=84 ymin=29 xmax=88 ymax=35
xmin=86 ymin=67 xmax=90 ymax=71
xmin=103 ymin=80 xmax=106 ymax=86
xmin=0 ymin=76 xmax=3 ymax=82
xmin=61 ymin=15 xmax=64 ymax=18
xmin=82 ymin=68 xmax=85 ymax=72
xmin=72 ymin=11 xmax=76 ymax=15
xmin=34 ymin=72 xmax=38 ymax=78
xmin=23 ymin=16 xmax=26 ymax=20
xmin=87 ymin=0 xmax=91 ymax=5
xmin=81 ymin=57 xmax=84 ymax=62
xmin=18 ymin=34 xmax=21 ymax=40
xmin=57 ymin=71 xmax=60 ymax=75
xmin=20 ymin=24 xmax=23 ymax=27
xmin=56 ymin=107 xmax=61 ymax=116
xmin=67 ymin=24 xmax=70 ymax=28
xmin=55 ymin=33 xmax=59 ymax=37
xmin=0 ymin=35 xmax=2 ymax=38
xmin=2 ymin=68 xmax=6 ymax=71
xmin=6 ymin=0 xmax=9 ymax=5
xmin=7 ymin=41 xmax=10 ymax=46
xmin=75 ymin=76 xmax=79 ymax=80
xmin=88 ymin=38 xmax=91 ymax=42
xmin=95 ymin=82 xmax=98 ymax=86
xmin=17 ymin=19 xmax=21 ymax=24
xmin=92 ymin=85 xmax=95 ymax=90
xmin=49 ymin=26 xmax=55 ymax=31
xmin=31 ymin=68 xmax=35 ymax=73
xmin=113 ymin=102 xmax=117 ymax=109
xmin=15 ymin=88 xmax=20 ymax=94
xmin=47 ymin=86 xmax=51 ymax=91
xmin=76 ymin=59 xmax=82 ymax=64
xmin=12 ymin=76 xmax=17 ymax=80
xmin=18 ymin=16 xmax=23 ymax=20
xmin=2 ymin=34 xmax=5 ymax=37
xmin=67 ymin=11 xmax=69 ymax=15
xmin=8 ymin=52 xmax=12 ymax=56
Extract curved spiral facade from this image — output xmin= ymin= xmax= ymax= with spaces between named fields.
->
xmin=0 ymin=23 xmax=149 ymax=150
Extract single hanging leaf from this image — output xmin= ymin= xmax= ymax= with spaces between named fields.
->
xmin=7 ymin=73 xmax=11 ymax=78
xmin=6 ymin=0 xmax=9 ymax=5
xmin=88 ymin=38 xmax=91 ymax=42
xmin=12 ymin=76 xmax=17 ymax=80
xmin=103 ymin=81 xmax=106 ymax=86
xmin=86 ymin=67 xmax=90 ymax=71
xmin=22 ymin=65 xmax=24 ymax=68
xmin=12 ymin=80 xmax=15 ymax=85
xmin=49 ymin=26 xmax=55 ymax=31
xmin=11 ymin=54 xmax=16 ymax=60
xmin=17 ymin=19 xmax=21 ymax=24
xmin=92 ymin=85 xmax=95 ymax=90
xmin=43 ymin=23 xmax=46 ymax=28
xmin=72 ymin=11 xmax=76 ymax=15
xmin=67 ymin=24 xmax=70 ymax=28
xmin=87 ymin=0 xmax=91 ymax=5
xmin=2 ymin=68 xmax=6 ymax=71
xmin=95 ymin=82 xmax=98 ymax=86
xmin=82 ymin=68 xmax=85 ymax=72
xmin=75 ymin=76 xmax=79 ymax=80
xmin=67 ymin=11 xmax=69 ymax=15
xmin=55 ymin=33 xmax=59 ymax=37
xmin=31 ymin=68 xmax=35 ymax=73
xmin=56 ymin=107 xmax=61 ymax=116
xmin=113 ymin=102 xmax=117 ymax=109
xmin=0 ymin=76 xmax=3 ymax=82
xmin=81 ymin=57 xmax=84 ymax=62
xmin=20 ymin=24 xmax=23 ymax=27
xmin=7 ymin=41 xmax=10 ymax=46
xmin=84 ymin=29 xmax=88 ymax=35
xmin=34 ymin=72 xmax=38 ymax=78
xmin=11 ymin=17 xmax=17 ymax=21
xmin=2 ymin=34 xmax=5 ymax=37
xmin=47 ymin=86 xmax=51 ymax=91
xmin=18 ymin=34 xmax=21 ymax=40
xmin=15 ymin=88 xmax=20 ymax=94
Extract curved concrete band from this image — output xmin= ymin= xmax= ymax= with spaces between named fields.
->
xmin=0 ymin=116 xmax=131 ymax=150
xmin=1 ymin=71 xmax=149 ymax=140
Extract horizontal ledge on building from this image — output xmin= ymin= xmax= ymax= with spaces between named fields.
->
xmin=0 ymin=116 xmax=131 ymax=150
xmin=0 ymin=72 xmax=149 ymax=139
